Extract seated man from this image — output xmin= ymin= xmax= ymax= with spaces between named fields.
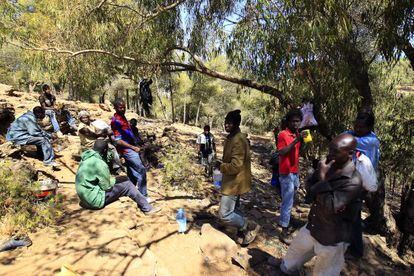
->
xmin=6 ymin=106 xmax=58 ymax=167
xmin=77 ymin=110 xmax=123 ymax=172
xmin=130 ymin=118 xmax=160 ymax=168
xmin=276 ymin=134 xmax=362 ymax=275
xmin=75 ymin=139 xmax=161 ymax=215
xmin=196 ymin=125 xmax=216 ymax=167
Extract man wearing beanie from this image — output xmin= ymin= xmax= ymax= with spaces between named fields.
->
xmin=215 ymin=110 xmax=260 ymax=245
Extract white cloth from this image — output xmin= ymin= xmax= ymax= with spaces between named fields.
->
xmin=355 ymin=153 xmax=378 ymax=192
xmin=281 ymin=226 xmax=348 ymax=276
xmin=91 ymin=119 xmax=110 ymax=131
xmin=300 ymin=102 xmax=318 ymax=128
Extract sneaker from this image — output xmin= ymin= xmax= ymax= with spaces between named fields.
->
xmin=45 ymin=161 xmax=60 ymax=167
xmin=241 ymin=220 xmax=261 ymax=246
xmin=279 ymin=227 xmax=293 ymax=245
xmin=146 ymin=197 xmax=154 ymax=204
xmin=56 ymin=131 xmax=64 ymax=139
xmin=144 ymin=206 xmax=162 ymax=215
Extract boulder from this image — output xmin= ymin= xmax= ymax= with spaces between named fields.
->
xmin=199 ymin=223 xmax=238 ymax=263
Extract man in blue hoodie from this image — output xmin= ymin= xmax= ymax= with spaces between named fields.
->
xmin=6 ymin=106 xmax=58 ymax=167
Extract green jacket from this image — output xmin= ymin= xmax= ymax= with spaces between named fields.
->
xmin=75 ymin=149 xmax=116 ymax=209
xmin=220 ymin=130 xmax=252 ymax=195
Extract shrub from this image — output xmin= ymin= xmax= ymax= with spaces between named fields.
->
xmin=0 ymin=161 xmax=63 ymax=237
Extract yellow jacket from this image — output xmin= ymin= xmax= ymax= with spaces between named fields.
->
xmin=220 ymin=130 xmax=252 ymax=195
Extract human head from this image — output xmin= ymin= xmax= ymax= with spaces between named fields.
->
xmin=327 ymin=133 xmax=357 ymax=167
xmin=33 ymin=106 xmax=45 ymax=120
xmin=224 ymin=109 xmax=241 ymax=133
xmin=78 ymin=110 xmax=90 ymax=124
xmin=42 ymin=84 xmax=51 ymax=94
xmin=113 ymin=98 xmax=126 ymax=115
xmin=285 ymin=109 xmax=303 ymax=132
xmin=130 ymin=118 xmax=137 ymax=127
xmin=93 ymin=139 xmax=109 ymax=158
xmin=204 ymin=125 xmax=210 ymax=134
xmin=353 ymin=112 xmax=375 ymax=137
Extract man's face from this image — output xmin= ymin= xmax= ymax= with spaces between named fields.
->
xmin=80 ymin=116 xmax=90 ymax=124
xmin=288 ymin=116 xmax=301 ymax=132
xmin=204 ymin=129 xmax=210 ymax=135
xmin=327 ymin=143 xmax=351 ymax=166
xmin=34 ymin=110 xmax=45 ymax=120
xmin=44 ymin=87 xmax=51 ymax=94
xmin=353 ymin=120 xmax=370 ymax=137
xmin=224 ymin=121 xmax=235 ymax=133
xmin=115 ymin=103 xmax=126 ymax=115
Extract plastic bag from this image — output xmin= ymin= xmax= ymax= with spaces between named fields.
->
xmin=355 ymin=153 xmax=378 ymax=192
xmin=300 ymin=102 xmax=318 ymax=128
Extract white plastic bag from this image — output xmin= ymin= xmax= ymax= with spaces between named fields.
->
xmin=355 ymin=153 xmax=378 ymax=192
xmin=300 ymin=102 xmax=318 ymax=128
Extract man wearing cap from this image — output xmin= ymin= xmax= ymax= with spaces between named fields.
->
xmin=215 ymin=110 xmax=260 ymax=245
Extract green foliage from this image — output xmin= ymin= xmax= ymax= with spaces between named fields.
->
xmin=0 ymin=162 xmax=63 ymax=237
xmin=160 ymin=146 xmax=203 ymax=192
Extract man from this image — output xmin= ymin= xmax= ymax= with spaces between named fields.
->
xmin=345 ymin=111 xmax=380 ymax=258
xmin=6 ymin=106 xmax=58 ymax=167
xmin=75 ymin=139 xmax=160 ymax=214
xmin=277 ymin=134 xmax=363 ymax=275
xmin=197 ymin=125 xmax=216 ymax=166
xmin=277 ymin=109 xmax=307 ymax=244
xmin=111 ymin=99 xmax=150 ymax=200
xmin=39 ymin=84 xmax=76 ymax=136
xmin=215 ymin=110 xmax=260 ymax=245
xmin=77 ymin=110 xmax=123 ymax=172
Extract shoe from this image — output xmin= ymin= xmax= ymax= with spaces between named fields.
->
xmin=279 ymin=227 xmax=293 ymax=245
xmin=144 ymin=206 xmax=162 ymax=215
xmin=45 ymin=161 xmax=60 ymax=167
xmin=241 ymin=220 xmax=261 ymax=246
xmin=56 ymin=131 xmax=64 ymax=138
xmin=267 ymin=256 xmax=281 ymax=267
xmin=0 ymin=236 xmax=32 ymax=252
xmin=146 ymin=197 xmax=154 ymax=204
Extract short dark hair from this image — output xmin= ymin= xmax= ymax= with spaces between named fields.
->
xmin=130 ymin=118 xmax=137 ymax=125
xmin=33 ymin=106 xmax=44 ymax=114
xmin=93 ymin=139 xmax=109 ymax=154
xmin=42 ymin=84 xmax=50 ymax=92
xmin=285 ymin=109 xmax=303 ymax=122
xmin=204 ymin=125 xmax=210 ymax=131
xmin=113 ymin=98 xmax=125 ymax=107
xmin=356 ymin=112 xmax=375 ymax=129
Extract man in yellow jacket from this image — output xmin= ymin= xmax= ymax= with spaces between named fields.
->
xmin=216 ymin=110 xmax=260 ymax=245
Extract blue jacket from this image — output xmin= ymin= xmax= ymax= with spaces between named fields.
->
xmin=6 ymin=111 xmax=52 ymax=145
xmin=345 ymin=130 xmax=380 ymax=170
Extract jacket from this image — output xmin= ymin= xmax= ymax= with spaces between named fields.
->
xmin=220 ymin=130 xmax=252 ymax=195
xmin=306 ymin=161 xmax=362 ymax=246
xmin=6 ymin=111 xmax=52 ymax=145
xmin=75 ymin=149 xmax=116 ymax=209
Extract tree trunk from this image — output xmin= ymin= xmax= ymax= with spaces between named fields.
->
xmin=195 ymin=100 xmax=202 ymax=127
xmin=183 ymin=91 xmax=187 ymax=124
xmin=28 ymin=81 xmax=38 ymax=93
xmin=154 ymin=76 xmax=167 ymax=119
xmin=126 ymin=89 xmax=130 ymax=109
xmin=400 ymin=39 xmax=414 ymax=70
xmin=168 ymin=74 xmax=175 ymax=122
xmin=397 ymin=181 xmax=414 ymax=256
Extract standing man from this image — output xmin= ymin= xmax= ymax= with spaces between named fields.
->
xmin=197 ymin=125 xmax=216 ymax=174
xmin=277 ymin=134 xmax=362 ymax=275
xmin=6 ymin=106 xmax=58 ymax=167
xmin=277 ymin=109 xmax=307 ymax=244
xmin=215 ymin=110 xmax=260 ymax=245
xmin=38 ymin=84 xmax=63 ymax=137
xmin=111 ymin=99 xmax=150 ymax=201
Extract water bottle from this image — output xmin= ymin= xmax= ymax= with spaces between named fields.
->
xmin=213 ymin=169 xmax=222 ymax=188
xmin=176 ymin=208 xmax=187 ymax=233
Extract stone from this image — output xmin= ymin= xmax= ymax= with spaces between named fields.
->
xmin=99 ymin=103 xmax=111 ymax=112
xmin=249 ymin=209 xmax=263 ymax=219
xmin=0 ymin=141 xmax=21 ymax=158
xmin=200 ymin=223 xmax=238 ymax=263
xmin=231 ymin=247 xmax=252 ymax=270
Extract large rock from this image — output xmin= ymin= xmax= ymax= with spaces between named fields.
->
xmin=199 ymin=223 xmax=238 ymax=263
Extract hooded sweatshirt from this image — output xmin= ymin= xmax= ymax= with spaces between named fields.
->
xmin=6 ymin=111 xmax=51 ymax=144
xmin=75 ymin=149 xmax=116 ymax=209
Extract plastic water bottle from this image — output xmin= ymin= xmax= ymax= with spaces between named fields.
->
xmin=213 ymin=169 xmax=222 ymax=189
xmin=176 ymin=208 xmax=187 ymax=233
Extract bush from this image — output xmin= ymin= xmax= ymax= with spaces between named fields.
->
xmin=0 ymin=162 xmax=63 ymax=237
xmin=160 ymin=146 xmax=204 ymax=192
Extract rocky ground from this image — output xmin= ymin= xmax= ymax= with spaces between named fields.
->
xmin=0 ymin=84 xmax=413 ymax=275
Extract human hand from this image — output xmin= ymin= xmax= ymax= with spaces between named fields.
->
xmin=214 ymin=160 xmax=222 ymax=169
xmin=319 ymin=158 xmax=335 ymax=181
xmin=300 ymin=130 xmax=309 ymax=139
xmin=131 ymin=146 xmax=141 ymax=153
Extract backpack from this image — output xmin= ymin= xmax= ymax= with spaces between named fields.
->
xmin=354 ymin=151 xmax=378 ymax=192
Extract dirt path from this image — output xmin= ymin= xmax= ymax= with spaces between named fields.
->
xmin=0 ymin=84 xmax=413 ymax=275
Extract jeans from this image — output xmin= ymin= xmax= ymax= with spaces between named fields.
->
xmin=279 ymin=173 xmax=299 ymax=228
xmin=45 ymin=110 xmax=60 ymax=132
xmin=122 ymin=148 xmax=148 ymax=197
xmin=348 ymin=209 xmax=364 ymax=258
xmin=281 ymin=226 xmax=348 ymax=275
xmin=218 ymin=195 xmax=246 ymax=230
xmin=104 ymin=180 xmax=152 ymax=212
xmin=26 ymin=136 xmax=54 ymax=164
